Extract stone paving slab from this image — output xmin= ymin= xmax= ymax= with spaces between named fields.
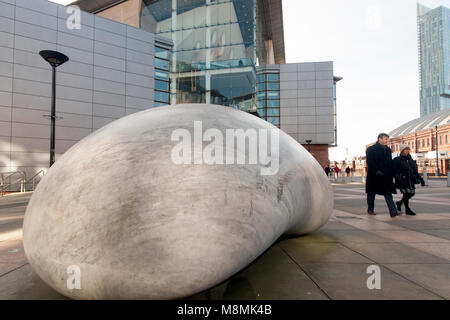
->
xmin=0 ymin=264 xmax=67 ymax=300
xmin=387 ymin=220 xmax=450 ymax=230
xmin=384 ymin=263 xmax=450 ymax=299
xmin=278 ymin=241 xmax=373 ymax=264
xmin=318 ymin=229 xmax=397 ymax=243
xmin=0 ymin=220 xmax=23 ymax=235
xmin=342 ymin=242 xmax=449 ymax=264
xmin=0 ymin=240 xmax=27 ymax=276
xmin=191 ymin=246 xmax=329 ymax=300
xmin=299 ymin=263 xmax=443 ymax=300
xmin=318 ymin=220 xmax=358 ymax=231
xmin=418 ymin=229 xmax=450 ymax=240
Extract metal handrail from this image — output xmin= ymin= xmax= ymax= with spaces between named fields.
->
xmin=0 ymin=171 xmax=27 ymax=196
xmin=25 ymin=170 xmax=46 ymax=191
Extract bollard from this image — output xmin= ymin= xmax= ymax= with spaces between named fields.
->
xmin=423 ymin=167 xmax=428 ymax=186
xmin=351 ymin=170 xmax=354 ymax=182
xmin=447 ymin=173 xmax=450 ymax=187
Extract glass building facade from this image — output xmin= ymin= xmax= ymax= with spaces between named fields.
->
xmin=256 ymin=70 xmax=280 ymax=127
xmin=417 ymin=4 xmax=450 ymax=117
xmin=140 ymin=0 xmax=261 ymax=111
xmin=154 ymin=43 xmax=171 ymax=106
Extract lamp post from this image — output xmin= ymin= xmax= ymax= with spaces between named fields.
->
xmin=306 ymin=140 xmax=312 ymax=153
xmin=39 ymin=50 xmax=69 ymax=167
xmin=435 ymin=125 xmax=440 ymax=176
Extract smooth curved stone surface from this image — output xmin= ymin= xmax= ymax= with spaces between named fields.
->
xmin=23 ymin=104 xmax=333 ymax=299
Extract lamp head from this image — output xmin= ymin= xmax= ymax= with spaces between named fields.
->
xmin=39 ymin=50 xmax=69 ymax=68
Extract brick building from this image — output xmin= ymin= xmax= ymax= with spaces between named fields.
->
xmin=365 ymin=109 xmax=450 ymax=176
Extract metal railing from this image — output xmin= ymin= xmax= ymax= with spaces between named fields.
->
xmin=25 ymin=170 xmax=46 ymax=191
xmin=1 ymin=171 xmax=26 ymax=196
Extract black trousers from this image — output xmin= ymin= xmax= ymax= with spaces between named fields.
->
xmin=398 ymin=193 xmax=414 ymax=209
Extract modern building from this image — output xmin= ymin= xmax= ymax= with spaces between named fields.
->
xmin=0 ymin=0 xmax=167 ymax=185
xmin=387 ymin=108 xmax=450 ymax=176
xmin=257 ymin=62 xmax=341 ymax=167
xmin=0 ymin=0 xmax=341 ymax=190
xmin=417 ymin=3 xmax=450 ymax=117
xmin=74 ymin=0 xmax=342 ymax=168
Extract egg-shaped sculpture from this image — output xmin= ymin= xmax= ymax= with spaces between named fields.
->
xmin=23 ymin=104 xmax=333 ymax=299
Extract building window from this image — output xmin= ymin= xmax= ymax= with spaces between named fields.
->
xmin=267 ymin=108 xmax=279 ymax=116
xmin=267 ymin=91 xmax=280 ymax=99
xmin=267 ymin=82 xmax=279 ymax=91
xmin=418 ymin=140 xmax=420 ymax=148
xmin=155 ymin=91 xmax=169 ymax=102
xmin=141 ymin=0 xmax=258 ymax=107
xmin=155 ymin=80 xmax=169 ymax=91
xmin=439 ymin=136 xmax=443 ymax=145
xmin=256 ymin=70 xmax=280 ymax=128
xmin=427 ymin=138 xmax=430 ymax=147
xmin=154 ymin=45 xmax=170 ymax=106
xmin=267 ymin=74 xmax=279 ymax=82
xmin=267 ymin=117 xmax=279 ymax=126
xmin=267 ymin=100 xmax=279 ymax=107
xmin=155 ymin=70 xmax=169 ymax=81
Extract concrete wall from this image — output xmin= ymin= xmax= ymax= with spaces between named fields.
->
xmin=279 ymin=61 xmax=335 ymax=145
xmin=0 ymin=0 xmax=157 ymax=179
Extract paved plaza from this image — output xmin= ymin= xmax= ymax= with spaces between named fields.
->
xmin=0 ymin=179 xmax=449 ymax=300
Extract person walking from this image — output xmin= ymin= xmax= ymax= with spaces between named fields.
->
xmin=345 ymin=166 xmax=351 ymax=176
xmin=365 ymin=133 xmax=399 ymax=217
xmin=393 ymin=144 xmax=425 ymax=216
xmin=334 ymin=165 xmax=340 ymax=177
xmin=324 ymin=166 xmax=330 ymax=177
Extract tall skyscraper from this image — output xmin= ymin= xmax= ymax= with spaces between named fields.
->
xmin=417 ymin=3 xmax=450 ymax=117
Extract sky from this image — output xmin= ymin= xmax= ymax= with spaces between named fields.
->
xmin=48 ymin=0 xmax=75 ymax=5
xmin=283 ymin=0 xmax=450 ymax=161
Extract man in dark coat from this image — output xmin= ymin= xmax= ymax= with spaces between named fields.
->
xmin=393 ymin=144 xmax=425 ymax=216
xmin=365 ymin=133 xmax=399 ymax=217
xmin=345 ymin=167 xmax=351 ymax=176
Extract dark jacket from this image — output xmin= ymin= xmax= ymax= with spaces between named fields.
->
xmin=365 ymin=142 xmax=396 ymax=195
xmin=393 ymin=154 xmax=424 ymax=190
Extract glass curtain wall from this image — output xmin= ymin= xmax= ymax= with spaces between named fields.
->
xmin=256 ymin=71 xmax=280 ymax=127
xmin=332 ymin=80 xmax=338 ymax=146
xmin=155 ymin=45 xmax=171 ymax=106
xmin=141 ymin=0 xmax=257 ymax=109
xmin=417 ymin=5 xmax=450 ymax=116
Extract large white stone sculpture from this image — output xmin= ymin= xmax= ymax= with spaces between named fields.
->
xmin=23 ymin=104 xmax=333 ymax=299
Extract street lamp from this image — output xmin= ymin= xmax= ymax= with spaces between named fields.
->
xmin=306 ymin=140 xmax=312 ymax=153
xmin=39 ymin=50 xmax=69 ymax=167
xmin=435 ymin=125 xmax=440 ymax=176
